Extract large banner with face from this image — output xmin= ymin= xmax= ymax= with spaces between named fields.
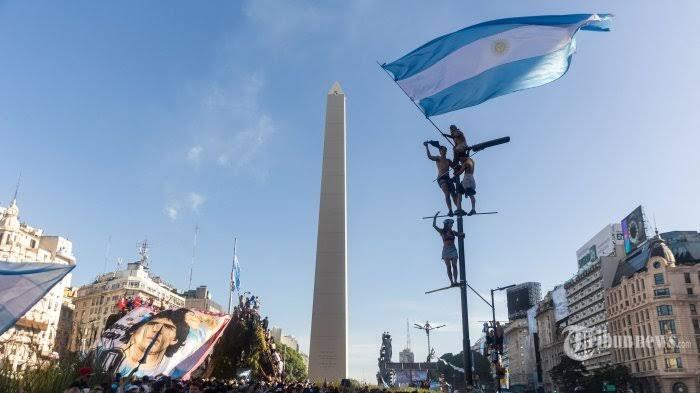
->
xmin=94 ymin=306 xmax=230 ymax=378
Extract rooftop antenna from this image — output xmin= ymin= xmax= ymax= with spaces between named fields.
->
xmin=188 ymin=224 xmax=199 ymax=291
xmin=653 ymin=214 xmax=659 ymax=236
xmin=137 ymin=239 xmax=150 ymax=268
xmin=103 ymin=236 xmax=112 ymax=274
xmin=12 ymin=172 xmax=21 ymax=203
xmin=116 ymin=257 xmax=124 ymax=270
xmin=406 ymin=318 xmax=412 ymax=351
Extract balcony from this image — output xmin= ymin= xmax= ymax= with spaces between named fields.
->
xmin=15 ymin=317 xmax=48 ymax=331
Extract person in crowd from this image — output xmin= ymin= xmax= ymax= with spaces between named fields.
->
xmin=432 ymin=211 xmax=461 ymax=286
xmin=424 ymin=141 xmax=460 ymax=216
xmin=442 ymin=124 xmax=468 ymax=161
xmin=133 ymin=295 xmax=143 ymax=308
xmin=453 ymin=148 xmax=477 ymax=216
xmin=495 ymin=321 xmax=505 ymax=353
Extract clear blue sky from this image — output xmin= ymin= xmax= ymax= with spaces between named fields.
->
xmin=1 ymin=1 xmax=699 ymax=381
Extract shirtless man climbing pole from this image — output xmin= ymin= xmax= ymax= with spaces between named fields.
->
xmin=424 ymin=141 xmax=460 ymax=216
xmin=454 ymin=152 xmax=477 ymax=216
xmin=442 ymin=125 xmax=468 ymax=160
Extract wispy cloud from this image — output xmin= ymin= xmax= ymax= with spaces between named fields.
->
xmin=186 ymin=145 xmax=203 ymax=165
xmin=186 ymin=72 xmax=276 ymax=180
xmin=164 ymin=204 xmax=179 ymax=222
xmin=189 ymin=192 xmax=205 ymax=212
xmin=243 ymin=0 xmax=326 ymax=43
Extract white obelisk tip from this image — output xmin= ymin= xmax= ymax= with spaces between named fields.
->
xmin=328 ymin=81 xmax=344 ymax=95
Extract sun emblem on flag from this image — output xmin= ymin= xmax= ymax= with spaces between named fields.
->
xmin=493 ymin=39 xmax=509 ymax=55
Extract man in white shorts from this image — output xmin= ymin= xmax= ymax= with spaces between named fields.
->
xmin=454 ymin=154 xmax=476 ymax=216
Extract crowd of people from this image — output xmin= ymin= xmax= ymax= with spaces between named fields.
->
xmin=482 ymin=321 xmax=506 ymax=382
xmin=115 ymin=295 xmax=164 ymax=315
xmin=233 ymin=293 xmax=283 ymax=379
xmin=63 ymin=376 xmax=431 ymax=393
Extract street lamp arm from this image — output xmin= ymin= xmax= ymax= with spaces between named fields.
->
xmin=466 ymin=283 xmax=493 ymax=308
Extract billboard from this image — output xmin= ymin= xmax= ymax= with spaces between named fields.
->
xmin=94 ymin=306 xmax=229 ymax=378
xmin=393 ymin=369 xmax=428 ymax=386
xmin=551 ymin=286 xmax=569 ymax=322
xmin=576 ymin=224 xmax=623 ymax=269
xmin=621 ymin=206 xmax=647 ymax=255
xmin=507 ymin=283 xmax=541 ymax=320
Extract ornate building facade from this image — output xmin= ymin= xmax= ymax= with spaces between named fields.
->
xmin=0 ymin=200 xmax=75 ymax=370
xmin=70 ymin=243 xmax=184 ymax=353
xmin=503 ymin=318 xmax=531 ymax=390
xmin=606 ymin=233 xmax=700 ymax=393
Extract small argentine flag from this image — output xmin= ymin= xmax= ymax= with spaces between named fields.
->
xmin=231 ymin=254 xmax=241 ymax=292
xmin=382 ymin=14 xmax=612 ymax=116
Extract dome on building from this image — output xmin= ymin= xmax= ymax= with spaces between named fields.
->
xmin=0 ymin=200 xmax=20 ymax=230
xmin=649 ymin=233 xmax=676 ymax=265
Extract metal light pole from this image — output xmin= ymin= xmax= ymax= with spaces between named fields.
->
xmin=414 ymin=321 xmax=445 ymax=363
xmin=455 ymin=136 xmax=510 ymax=389
xmin=455 ymin=215 xmax=473 ymax=387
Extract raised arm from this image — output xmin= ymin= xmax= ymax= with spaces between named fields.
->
xmin=424 ymin=143 xmax=438 ymax=161
xmin=432 ymin=211 xmax=441 ymax=232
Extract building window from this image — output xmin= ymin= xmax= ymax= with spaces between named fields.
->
xmin=654 ymin=288 xmax=670 ymax=298
xmin=654 ymin=273 xmax=665 ymax=285
xmin=657 ymin=305 xmax=673 ymax=316
xmin=691 ymin=304 xmax=697 ymax=315
xmin=664 ymin=357 xmax=682 ymax=369
xmin=693 ymin=319 xmax=700 ymax=334
xmin=659 ymin=320 xmax=677 ymax=334
xmin=687 ymin=287 xmax=694 ymax=295
xmin=684 ymin=272 xmax=691 ymax=283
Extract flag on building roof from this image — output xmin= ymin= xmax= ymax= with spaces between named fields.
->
xmin=382 ymin=14 xmax=612 ymax=116
xmin=0 ymin=261 xmax=74 ymax=336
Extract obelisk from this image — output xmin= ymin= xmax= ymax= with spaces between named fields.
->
xmin=309 ymin=82 xmax=348 ymax=382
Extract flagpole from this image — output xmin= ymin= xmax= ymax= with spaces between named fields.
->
xmin=227 ymin=237 xmax=238 ymax=314
xmin=376 ymin=61 xmax=454 ymax=147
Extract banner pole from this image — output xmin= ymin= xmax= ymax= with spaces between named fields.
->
xmin=376 ymin=61 xmax=454 ymax=147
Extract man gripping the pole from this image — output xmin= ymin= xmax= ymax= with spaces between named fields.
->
xmin=454 ymin=151 xmax=477 ymax=216
xmin=443 ymin=125 xmax=468 ymax=161
xmin=424 ymin=141 xmax=461 ymax=216
xmin=442 ymin=124 xmax=476 ymax=216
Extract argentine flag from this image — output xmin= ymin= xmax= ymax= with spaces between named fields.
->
xmin=231 ymin=254 xmax=241 ymax=292
xmin=382 ymin=14 xmax=612 ymax=116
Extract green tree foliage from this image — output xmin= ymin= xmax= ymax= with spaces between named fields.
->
xmin=549 ymin=356 xmax=587 ymax=393
xmin=437 ymin=351 xmax=494 ymax=392
xmin=584 ymin=364 xmax=632 ymax=392
xmin=205 ymin=312 xmax=276 ymax=380
xmin=277 ymin=343 xmax=308 ymax=382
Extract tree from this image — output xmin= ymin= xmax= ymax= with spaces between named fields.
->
xmin=549 ymin=356 xmax=587 ymax=393
xmin=278 ymin=343 xmax=307 ymax=382
xmin=205 ymin=311 xmax=276 ymax=380
xmin=437 ymin=351 xmax=494 ymax=392
xmin=584 ymin=364 xmax=632 ymax=392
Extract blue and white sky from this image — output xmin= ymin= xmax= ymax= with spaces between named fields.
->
xmin=1 ymin=1 xmax=699 ymax=381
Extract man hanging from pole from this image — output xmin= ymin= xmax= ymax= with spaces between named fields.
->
xmin=424 ymin=141 xmax=461 ymax=216
xmin=432 ymin=211 xmax=461 ymax=286
xmin=442 ymin=125 xmax=468 ymax=160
